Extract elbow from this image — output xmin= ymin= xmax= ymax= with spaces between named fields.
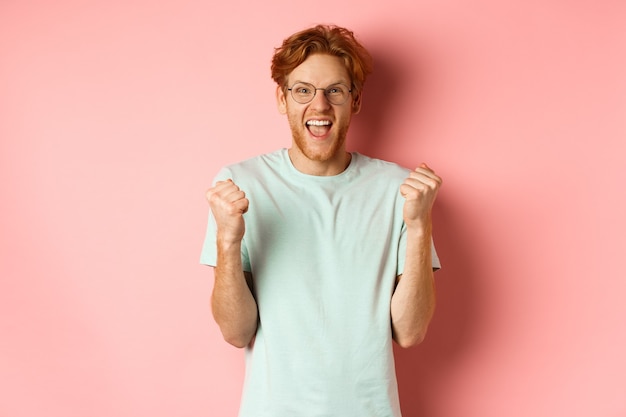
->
xmin=392 ymin=305 xmax=436 ymax=348
xmin=395 ymin=328 xmax=428 ymax=349
xmin=222 ymin=331 xmax=254 ymax=349
xmin=217 ymin=317 xmax=257 ymax=348
xmin=393 ymin=308 xmax=434 ymax=348
xmin=214 ymin=314 xmax=255 ymax=348
xmin=224 ymin=337 xmax=248 ymax=349
xmin=211 ymin=302 xmax=258 ymax=349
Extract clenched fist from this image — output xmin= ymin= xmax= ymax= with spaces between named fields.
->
xmin=400 ymin=163 xmax=442 ymax=228
xmin=206 ymin=179 xmax=249 ymax=243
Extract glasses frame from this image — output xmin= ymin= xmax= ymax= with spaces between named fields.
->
xmin=287 ymin=82 xmax=353 ymax=105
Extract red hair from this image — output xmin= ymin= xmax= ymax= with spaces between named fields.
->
xmin=271 ymin=25 xmax=373 ymax=95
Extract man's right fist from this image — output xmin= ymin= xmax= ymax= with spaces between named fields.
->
xmin=206 ymin=179 xmax=249 ymax=243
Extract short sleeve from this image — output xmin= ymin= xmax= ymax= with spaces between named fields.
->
xmin=199 ymin=209 xmax=218 ymax=266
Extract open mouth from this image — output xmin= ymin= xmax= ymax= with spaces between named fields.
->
xmin=306 ymin=119 xmax=332 ymax=138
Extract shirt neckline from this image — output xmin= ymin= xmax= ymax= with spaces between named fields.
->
xmin=281 ymin=148 xmax=357 ymax=181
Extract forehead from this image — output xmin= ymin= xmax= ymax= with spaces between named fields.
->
xmin=287 ymin=53 xmax=350 ymax=85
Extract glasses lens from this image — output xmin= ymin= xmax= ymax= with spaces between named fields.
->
xmin=325 ymin=84 xmax=350 ymax=105
xmin=291 ymin=83 xmax=315 ymax=104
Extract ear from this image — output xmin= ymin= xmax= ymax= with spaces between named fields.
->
xmin=352 ymin=91 xmax=362 ymax=114
xmin=276 ymin=85 xmax=287 ymax=115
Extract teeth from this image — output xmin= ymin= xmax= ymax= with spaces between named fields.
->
xmin=306 ymin=120 xmax=331 ymax=126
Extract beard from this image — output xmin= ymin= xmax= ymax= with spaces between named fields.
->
xmin=288 ymin=118 xmax=350 ymax=163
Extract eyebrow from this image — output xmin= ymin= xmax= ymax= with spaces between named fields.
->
xmin=291 ymin=80 xmax=350 ymax=86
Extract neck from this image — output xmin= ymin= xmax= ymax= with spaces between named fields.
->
xmin=287 ymin=149 xmax=352 ymax=176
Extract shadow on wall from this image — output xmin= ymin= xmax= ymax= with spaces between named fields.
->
xmin=350 ymin=47 xmax=481 ymax=416
xmin=348 ymin=46 xmax=407 ymax=161
xmin=348 ymin=43 xmax=437 ymax=167
xmin=394 ymin=198 xmax=480 ymax=417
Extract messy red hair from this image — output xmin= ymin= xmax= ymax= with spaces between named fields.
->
xmin=271 ymin=25 xmax=373 ymax=95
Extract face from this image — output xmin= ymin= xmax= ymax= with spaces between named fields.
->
xmin=276 ymin=54 xmax=361 ymax=168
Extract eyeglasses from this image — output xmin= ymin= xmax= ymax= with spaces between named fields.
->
xmin=287 ymin=82 xmax=352 ymax=105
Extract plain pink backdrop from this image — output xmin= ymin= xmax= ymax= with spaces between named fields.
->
xmin=1 ymin=1 xmax=625 ymax=416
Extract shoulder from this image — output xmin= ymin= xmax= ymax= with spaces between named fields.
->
xmin=352 ymin=153 xmax=410 ymax=180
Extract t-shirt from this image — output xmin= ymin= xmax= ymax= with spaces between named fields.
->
xmin=201 ymin=149 xmax=440 ymax=417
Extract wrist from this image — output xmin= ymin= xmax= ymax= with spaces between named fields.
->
xmin=405 ymin=219 xmax=432 ymax=236
xmin=217 ymin=233 xmax=243 ymax=250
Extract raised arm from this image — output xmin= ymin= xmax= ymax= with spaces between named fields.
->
xmin=206 ymin=179 xmax=258 ymax=348
xmin=391 ymin=164 xmax=442 ymax=348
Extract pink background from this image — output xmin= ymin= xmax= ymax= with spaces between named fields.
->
xmin=2 ymin=1 xmax=625 ymax=416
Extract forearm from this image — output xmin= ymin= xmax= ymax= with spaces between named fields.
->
xmin=390 ymin=222 xmax=436 ymax=348
xmin=211 ymin=236 xmax=258 ymax=348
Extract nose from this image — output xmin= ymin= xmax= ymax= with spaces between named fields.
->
xmin=309 ymin=89 xmax=332 ymax=110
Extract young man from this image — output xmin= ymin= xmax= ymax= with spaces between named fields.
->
xmin=201 ymin=24 xmax=442 ymax=417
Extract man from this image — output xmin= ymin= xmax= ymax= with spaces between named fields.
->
xmin=201 ymin=24 xmax=441 ymax=417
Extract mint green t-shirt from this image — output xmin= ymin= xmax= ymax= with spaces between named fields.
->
xmin=201 ymin=149 xmax=440 ymax=417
